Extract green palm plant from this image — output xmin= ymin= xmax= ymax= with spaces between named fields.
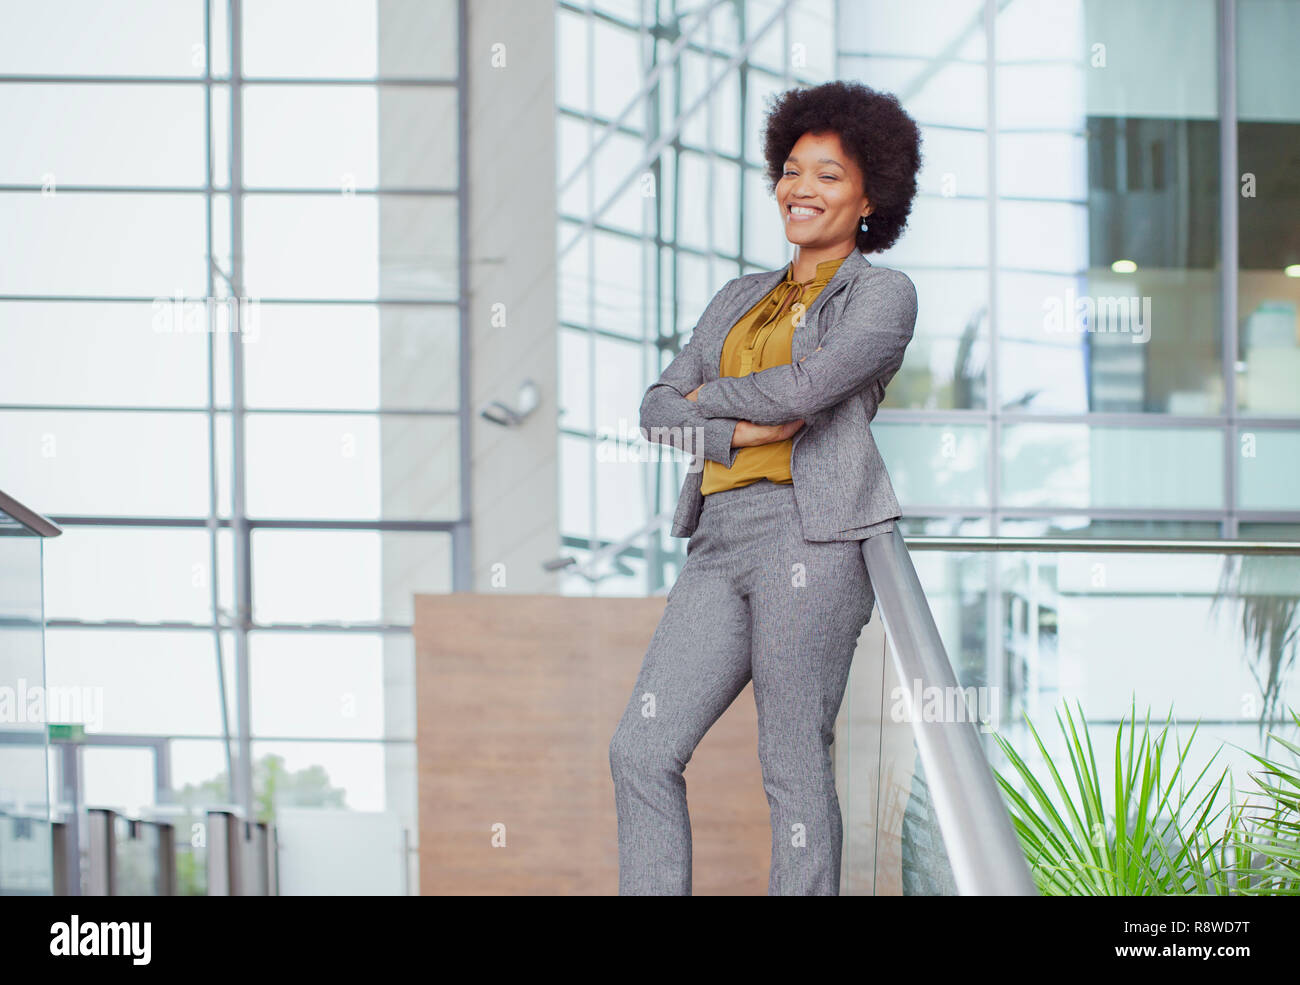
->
xmin=990 ymin=697 xmax=1300 ymax=895
xmin=1208 ymin=708 xmax=1300 ymax=894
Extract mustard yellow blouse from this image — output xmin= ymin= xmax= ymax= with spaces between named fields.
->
xmin=700 ymin=255 xmax=847 ymax=495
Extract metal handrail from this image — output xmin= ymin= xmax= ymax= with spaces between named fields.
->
xmin=0 ymin=489 xmax=62 ymax=537
xmin=583 ymin=511 xmax=1300 ymax=566
xmin=903 ymin=536 xmax=1300 ymax=555
xmin=863 ymin=526 xmax=1038 ymax=895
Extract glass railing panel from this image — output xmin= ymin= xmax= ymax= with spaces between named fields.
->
xmin=838 ymin=624 xmax=964 ymax=896
xmin=898 ymin=746 xmax=959 ymax=896
xmin=991 ymin=546 xmax=1300 ymax=884
xmin=114 ymin=815 xmax=163 ymax=896
xmin=838 ymin=529 xmax=1035 ymax=896
xmin=843 ymin=537 xmax=1300 ymax=896
xmin=176 ymin=837 xmax=209 ymax=896
xmin=0 ymin=503 xmax=51 ymax=895
xmin=834 ymin=625 xmax=884 ymax=895
xmin=0 ymin=811 xmax=53 ymax=894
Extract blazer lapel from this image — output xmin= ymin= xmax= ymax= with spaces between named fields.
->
xmin=703 ymin=269 xmax=784 ymax=380
xmin=791 ymin=248 xmax=871 ymax=361
xmin=704 ymin=249 xmax=870 ymax=378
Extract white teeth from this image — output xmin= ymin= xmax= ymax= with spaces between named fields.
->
xmin=789 ymin=205 xmax=821 ymax=216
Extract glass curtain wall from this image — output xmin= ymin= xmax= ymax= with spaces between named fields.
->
xmin=0 ymin=0 xmax=465 ymax=890
xmin=841 ymin=0 xmax=1300 ymax=541
xmin=558 ymin=0 xmax=1299 ymax=594
xmin=0 ymin=508 xmax=51 ymax=894
xmin=556 ymin=0 xmax=837 ymax=596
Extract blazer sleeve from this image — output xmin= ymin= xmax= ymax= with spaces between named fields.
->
xmin=692 ymin=268 xmax=918 ymax=425
xmin=639 ymin=277 xmax=743 ymax=468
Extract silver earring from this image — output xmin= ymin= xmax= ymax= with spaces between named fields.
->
xmin=860 ymin=215 xmax=869 ymax=232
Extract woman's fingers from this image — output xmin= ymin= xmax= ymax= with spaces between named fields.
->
xmin=730 ymin=418 xmax=805 ymax=448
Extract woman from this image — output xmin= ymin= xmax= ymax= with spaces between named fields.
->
xmin=609 ymin=80 xmax=922 ymax=895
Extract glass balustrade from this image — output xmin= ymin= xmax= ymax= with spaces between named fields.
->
xmin=0 ymin=493 xmax=58 ymax=895
xmin=113 ymin=814 xmax=167 ymax=896
xmin=838 ymin=536 xmax=1300 ymax=896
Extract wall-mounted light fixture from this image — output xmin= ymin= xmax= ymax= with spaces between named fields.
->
xmin=479 ymin=378 xmax=540 ymax=427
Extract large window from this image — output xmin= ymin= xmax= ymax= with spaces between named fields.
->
xmin=0 ymin=0 xmax=464 ymax=889
xmin=557 ymin=0 xmax=838 ymax=596
xmin=556 ymin=0 xmax=1300 ymax=605
xmin=843 ymin=0 xmax=1300 ymax=541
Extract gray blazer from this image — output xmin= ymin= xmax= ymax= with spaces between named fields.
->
xmin=639 ymin=247 xmax=918 ymax=541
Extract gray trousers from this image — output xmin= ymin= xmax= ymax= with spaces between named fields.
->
xmin=609 ymin=478 xmax=874 ymax=895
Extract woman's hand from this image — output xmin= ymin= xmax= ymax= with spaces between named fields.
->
xmin=683 ymin=378 xmax=807 ymax=447
xmin=731 ymin=419 xmax=804 ymax=448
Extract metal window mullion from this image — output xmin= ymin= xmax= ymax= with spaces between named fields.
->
xmin=0 ymin=74 xmax=457 ymax=85
xmin=0 ymin=294 xmax=461 ymax=305
xmin=1219 ymin=0 xmax=1240 ymax=539
xmin=201 ymin=0 xmax=238 ymax=810
xmin=558 ymin=0 xmax=793 ymax=260
xmin=557 ymin=0 xmax=725 ymax=196
xmin=41 ymin=619 xmax=421 ymax=634
xmin=453 ymin=0 xmax=472 ymax=591
xmin=640 ymin=0 xmax=663 ymax=595
xmin=874 ymin=408 xmax=1300 ymax=428
xmin=985 ymin=0 xmax=1004 ymax=723
xmin=227 ymin=0 xmax=254 ymax=821
xmin=43 ymin=516 xmax=459 ymax=531
xmin=0 ymin=405 xmax=462 ymax=415
xmin=704 ymin=3 xmax=717 ymax=306
xmin=240 ymin=75 xmax=458 ymax=86
xmin=584 ymin=1 xmax=598 ymax=594
xmin=0 ymin=185 xmax=458 ymax=194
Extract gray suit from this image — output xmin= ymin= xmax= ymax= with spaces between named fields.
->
xmin=639 ymin=247 xmax=918 ymax=541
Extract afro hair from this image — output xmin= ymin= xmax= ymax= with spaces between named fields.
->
xmin=762 ymin=80 xmax=922 ymax=253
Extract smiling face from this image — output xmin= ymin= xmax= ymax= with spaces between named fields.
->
xmin=776 ymin=130 xmax=872 ymax=253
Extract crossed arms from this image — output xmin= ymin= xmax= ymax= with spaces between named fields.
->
xmin=638 ymin=277 xmax=745 ymax=468
xmin=639 ymin=268 xmax=918 ymax=460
